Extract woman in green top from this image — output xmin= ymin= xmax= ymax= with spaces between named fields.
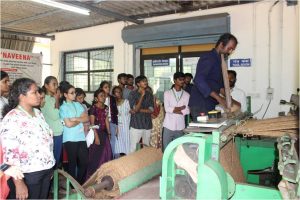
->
xmin=41 ymin=76 xmax=63 ymax=167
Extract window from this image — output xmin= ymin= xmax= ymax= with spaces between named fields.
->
xmin=64 ymin=47 xmax=113 ymax=92
xmin=141 ymin=44 xmax=213 ymax=102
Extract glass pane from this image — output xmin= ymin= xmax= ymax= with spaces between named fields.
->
xmin=90 ymin=49 xmax=114 ymax=70
xmin=182 ymin=57 xmax=199 ymax=77
xmin=65 ymin=52 xmax=88 ymax=71
xmin=65 ymin=73 xmax=88 ymax=91
xmin=90 ymin=71 xmax=113 ymax=91
xmin=144 ymin=58 xmax=176 ymax=102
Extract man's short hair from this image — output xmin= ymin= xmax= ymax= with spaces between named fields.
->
xmin=215 ymin=33 xmax=238 ymax=47
xmin=117 ymin=73 xmax=127 ymax=80
xmin=184 ymin=73 xmax=193 ymax=79
xmin=127 ymin=74 xmax=134 ymax=79
xmin=228 ymin=70 xmax=237 ymax=79
xmin=173 ymin=72 xmax=185 ymax=80
xmin=135 ymin=75 xmax=147 ymax=85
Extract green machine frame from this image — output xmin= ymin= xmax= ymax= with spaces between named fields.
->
xmin=160 ymin=131 xmax=282 ymax=199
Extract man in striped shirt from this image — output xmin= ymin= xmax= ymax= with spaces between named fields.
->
xmin=128 ymin=75 xmax=154 ymax=153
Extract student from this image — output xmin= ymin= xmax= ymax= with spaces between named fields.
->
xmin=228 ymin=70 xmax=246 ymax=112
xmin=163 ymin=72 xmax=190 ymax=151
xmin=128 ymin=75 xmax=154 ymax=153
xmin=99 ymin=81 xmax=118 ymax=158
xmin=183 ymin=73 xmax=194 ymax=94
xmin=112 ymin=86 xmax=131 ymax=156
xmin=0 ymin=71 xmax=10 ymax=123
xmin=59 ymin=84 xmax=89 ymax=184
xmin=146 ymin=86 xmax=165 ymax=149
xmin=75 ymin=88 xmax=90 ymax=135
xmin=86 ymin=89 xmax=112 ymax=179
xmin=126 ymin=74 xmax=135 ymax=91
xmin=37 ymin=87 xmax=46 ymax=109
xmin=117 ymin=73 xmax=132 ymax=99
xmin=41 ymin=76 xmax=64 ymax=167
xmin=1 ymin=78 xmax=55 ymax=199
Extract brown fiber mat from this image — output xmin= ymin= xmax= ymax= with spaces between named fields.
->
xmin=83 ymin=147 xmax=162 ymax=199
xmin=220 ymin=140 xmax=246 ymax=183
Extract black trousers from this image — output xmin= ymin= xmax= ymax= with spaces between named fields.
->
xmin=7 ymin=168 xmax=53 ymax=199
xmin=64 ymin=141 xmax=88 ymax=185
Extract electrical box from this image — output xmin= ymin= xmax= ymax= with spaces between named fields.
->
xmin=267 ymin=87 xmax=274 ymax=100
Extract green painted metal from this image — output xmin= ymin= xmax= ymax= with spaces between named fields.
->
xmin=160 ymin=131 xmax=284 ymax=200
xmin=118 ymin=160 xmax=162 ymax=194
xmin=197 ymin=159 xmax=235 ymax=199
xmin=160 ymin=133 xmax=235 ymax=199
xmin=232 ymin=183 xmax=282 ymax=199
xmin=53 ymin=169 xmax=86 ymax=200
xmin=53 ymin=170 xmax=58 ymax=200
xmin=236 ymin=137 xmax=277 ymax=184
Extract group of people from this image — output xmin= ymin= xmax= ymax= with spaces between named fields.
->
xmin=0 ymin=33 xmax=246 ymax=199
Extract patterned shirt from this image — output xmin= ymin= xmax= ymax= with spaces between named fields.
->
xmin=128 ymin=90 xmax=154 ymax=130
xmin=0 ymin=108 xmax=55 ymax=173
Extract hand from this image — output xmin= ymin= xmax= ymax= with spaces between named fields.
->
xmin=179 ymin=105 xmax=186 ymax=110
xmin=174 ymin=110 xmax=183 ymax=115
xmin=4 ymin=166 xmax=24 ymax=180
xmin=217 ymin=96 xmax=227 ymax=109
xmin=14 ymin=180 xmax=28 ymax=200
xmin=139 ymin=89 xmax=145 ymax=97
xmin=129 ymin=109 xmax=136 ymax=114
xmin=94 ymin=137 xmax=100 ymax=145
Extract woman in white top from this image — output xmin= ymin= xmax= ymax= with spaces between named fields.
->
xmin=1 ymin=78 xmax=55 ymax=199
xmin=0 ymin=71 xmax=10 ymax=123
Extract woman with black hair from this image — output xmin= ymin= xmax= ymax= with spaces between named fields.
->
xmin=99 ymin=81 xmax=118 ymax=158
xmin=86 ymin=88 xmax=112 ymax=179
xmin=41 ymin=76 xmax=63 ymax=167
xmin=0 ymin=78 xmax=55 ymax=199
xmin=0 ymin=71 xmax=10 ymax=123
xmin=59 ymin=84 xmax=89 ymax=184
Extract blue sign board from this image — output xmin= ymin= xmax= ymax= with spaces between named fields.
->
xmin=230 ymin=58 xmax=251 ymax=67
xmin=152 ymin=59 xmax=169 ymax=66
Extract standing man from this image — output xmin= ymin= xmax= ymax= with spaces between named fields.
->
xmin=183 ymin=73 xmax=194 ymax=94
xmin=189 ymin=33 xmax=238 ymax=120
xmin=128 ymin=75 xmax=154 ymax=153
xmin=228 ymin=70 xmax=247 ymax=112
xmin=126 ymin=74 xmax=135 ymax=91
xmin=117 ymin=73 xmax=131 ymax=99
xmin=163 ymin=72 xmax=190 ymax=151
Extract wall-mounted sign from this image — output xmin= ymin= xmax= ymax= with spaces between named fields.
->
xmin=0 ymin=49 xmax=42 ymax=85
xmin=230 ymin=58 xmax=251 ymax=67
xmin=152 ymin=59 xmax=169 ymax=66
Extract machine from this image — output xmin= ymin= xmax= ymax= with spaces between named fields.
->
xmin=160 ymin=127 xmax=299 ymax=199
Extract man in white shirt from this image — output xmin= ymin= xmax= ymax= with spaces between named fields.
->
xmin=228 ymin=70 xmax=247 ymax=112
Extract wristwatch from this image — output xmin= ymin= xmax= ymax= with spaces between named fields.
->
xmin=0 ymin=163 xmax=11 ymax=172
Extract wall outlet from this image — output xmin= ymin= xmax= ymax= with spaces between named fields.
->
xmin=267 ymin=87 xmax=274 ymax=100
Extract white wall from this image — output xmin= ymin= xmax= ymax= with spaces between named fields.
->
xmin=50 ymin=0 xmax=299 ymax=119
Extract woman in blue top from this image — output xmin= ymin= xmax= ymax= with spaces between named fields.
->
xmin=59 ymin=84 xmax=89 ymax=184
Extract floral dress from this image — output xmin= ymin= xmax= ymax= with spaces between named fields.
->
xmin=0 ymin=107 xmax=55 ymax=173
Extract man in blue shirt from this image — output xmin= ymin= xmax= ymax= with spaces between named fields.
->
xmin=189 ymin=33 xmax=238 ymax=121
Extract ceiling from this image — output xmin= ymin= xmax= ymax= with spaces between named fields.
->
xmin=1 ymin=0 xmax=256 ymax=38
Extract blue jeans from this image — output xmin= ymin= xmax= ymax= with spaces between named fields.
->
xmin=53 ymin=134 xmax=63 ymax=166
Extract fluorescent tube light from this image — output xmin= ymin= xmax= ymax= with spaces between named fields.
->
xmin=31 ymin=0 xmax=90 ymax=15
